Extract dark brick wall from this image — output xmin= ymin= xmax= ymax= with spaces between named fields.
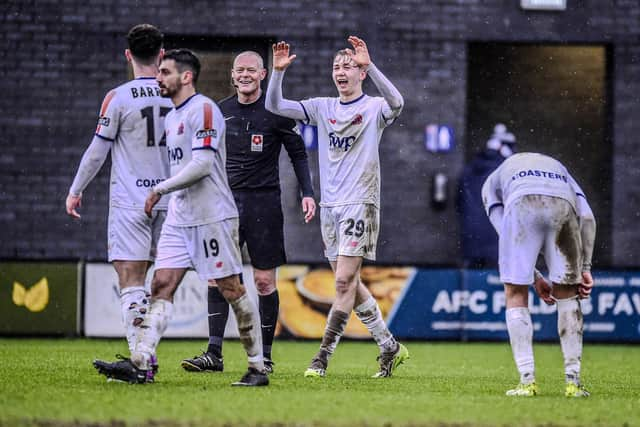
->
xmin=1 ymin=0 xmax=638 ymax=267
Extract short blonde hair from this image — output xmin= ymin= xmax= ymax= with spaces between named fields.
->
xmin=333 ymin=49 xmax=358 ymax=66
xmin=233 ymin=51 xmax=264 ymax=69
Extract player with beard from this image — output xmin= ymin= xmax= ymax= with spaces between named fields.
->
xmin=94 ymin=49 xmax=268 ymax=387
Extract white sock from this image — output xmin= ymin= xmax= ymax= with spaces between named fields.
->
xmin=556 ymin=296 xmax=583 ymax=384
xmin=229 ymin=293 xmax=264 ymax=371
xmin=506 ymin=307 xmax=535 ymax=384
xmin=119 ymin=286 xmax=148 ymax=353
xmin=132 ymin=299 xmax=173 ymax=369
xmin=355 ymin=296 xmax=397 ymax=353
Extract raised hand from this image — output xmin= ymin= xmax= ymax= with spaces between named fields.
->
xmin=347 ymin=36 xmax=371 ymax=68
xmin=272 ymin=41 xmax=297 ymax=71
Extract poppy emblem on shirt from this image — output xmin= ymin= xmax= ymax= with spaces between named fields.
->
xmin=216 ymin=261 xmax=223 ymax=268
xmin=251 ymin=134 xmax=263 ymax=152
xmin=177 ymin=122 xmax=184 ymax=135
xmin=350 ymin=114 xmax=363 ymax=126
xmin=350 ymin=241 xmax=358 ymax=247
xmin=329 ymin=118 xmax=337 ymax=124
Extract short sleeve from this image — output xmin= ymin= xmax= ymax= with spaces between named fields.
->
xmin=95 ymin=90 xmax=120 ymax=141
xmin=190 ymin=101 xmax=224 ymax=152
xmin=481 ymin=169 xmax=503 ymax=215
xmin=567 ymin=172 xmax=586 ymax=199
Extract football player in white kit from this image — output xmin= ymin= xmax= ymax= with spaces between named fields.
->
xmin=94 ymin=49 xmax=267 ymax=387
xmin=66 ymin=24 xmax=171 ymax=368
xmin=266 ymin=36 xmax=409 ymax=378
xmin=482 ymin=152 xmax=596 ymax=397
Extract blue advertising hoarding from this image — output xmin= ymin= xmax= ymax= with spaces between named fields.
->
xmin=389 ymin=269 xmax=640 ymax=342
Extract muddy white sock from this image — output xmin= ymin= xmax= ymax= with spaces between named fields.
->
xmin=310 ymin=309 xmax=349 ymax=370
xmin=355 ymin=296 xmax=397 ymax=353
xmin=556 ymin=296 xmax=583 ymax=384
xmin=119 ymin=286 xmax=148 ymax=353
xmin=132 ymin=299 xmax=173 ymax=369
xmin=229 ymin=293 xmax=264 ymax=371
xmin=506 ymin=307 xmax=535 ymax=384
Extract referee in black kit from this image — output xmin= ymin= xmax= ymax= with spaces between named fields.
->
xmin=181 ymin=51 xmax=316 ymax=374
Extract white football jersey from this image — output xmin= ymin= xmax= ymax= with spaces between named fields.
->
xmin=163 ymin=94 xmax=238 ymax=226
xmin=95 ymin=77 xmax=173 ymax=210
xmin=300 ymin=94 xmax=395 ymax=208
xmin=482 ymin=152 xmax=586 ymax=214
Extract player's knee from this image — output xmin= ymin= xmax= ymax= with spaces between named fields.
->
xmin=335 ymin=275 xmax=355 ymax=296
xmin=216 ymin=275 xmax=245 ymax=301
xmin=255 ymin=280 xmax=275 ymax=295
xmin=552 ymin=284 xmax=579 ymax=299
xmin=151 ymin=276 xmax=174 ymax=300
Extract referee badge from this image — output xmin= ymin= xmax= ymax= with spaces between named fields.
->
xmin=251 ymin=134 xmax=263 ymax=152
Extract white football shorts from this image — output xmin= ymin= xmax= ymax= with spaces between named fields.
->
xmin=108 ymin=206 xmax=166 ymax=262
xmin=499 ymin=194 xmax=582 ymax=285
xmin=321 ymin=203 xmax=379 ymax=261
xmin=155 ymin=218 xmax=242 ymax=280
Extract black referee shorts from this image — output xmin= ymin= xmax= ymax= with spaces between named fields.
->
xmin=232 ymin=188 xmax=286 ymax=270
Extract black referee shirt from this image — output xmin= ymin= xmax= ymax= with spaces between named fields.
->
xmin=220 ymin=92 xmax=314 ymax=197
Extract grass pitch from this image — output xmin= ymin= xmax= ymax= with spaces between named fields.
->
xmin=0 ymin=338 xmax=638 ymax=427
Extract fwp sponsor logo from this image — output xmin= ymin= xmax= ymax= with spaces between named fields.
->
xmin=168 ymin=147 xmax=183 ymax=163
xmin=328 ymin=132 xmax=355 ymax=152
xmin=196 ymin=129 xmax=217 ymax=139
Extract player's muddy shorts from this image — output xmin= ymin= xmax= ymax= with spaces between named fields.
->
xmin=108 ymin=206 xmax=166 ymax=262
xmin=499 ymin=195 xmax=582 ymax=285
xmin=233 ymin=189 xmax=286 ymax=270
xmin=321 ymin=203 xmax=379 ymax=261
xmin=155 ymin=218 xmax=242 ymax=281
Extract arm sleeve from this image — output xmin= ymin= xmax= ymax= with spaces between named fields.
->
xmin=69 ymin=135 xmax=112 ymax=196
xmin=280 ymin=119 xmax=314 ymax=197
xmin=191 ymin=101 xmax=223 ymax=151
xmin=481 ymin=170 xmax=502 ymax=216
xmin=487 ymin=204 xmax=504 ymax=235
xmin=366 ymin=62 xmax=404 ymax=127
xmin=576 ymin=194 xmax=596 ymax=271
xmin=153 ymin=149 xmax=214 ymax=195
xmin=265 ymin=70 xmax=308 ymax=121
xmin=568 ymin=173 xmax=596 ymax=271
xmin=95 ymin=90 xmax=120 ymax=141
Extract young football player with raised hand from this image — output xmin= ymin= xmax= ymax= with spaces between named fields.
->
xmin=265 ymin=36 xmax=409 ymax=378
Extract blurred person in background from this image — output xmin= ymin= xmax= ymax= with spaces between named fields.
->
xmin=458 ymin=123 xmax=516 ymax=268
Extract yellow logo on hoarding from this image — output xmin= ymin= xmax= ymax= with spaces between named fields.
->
xmin=12 ymin=277 xmax=49 ymax=312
